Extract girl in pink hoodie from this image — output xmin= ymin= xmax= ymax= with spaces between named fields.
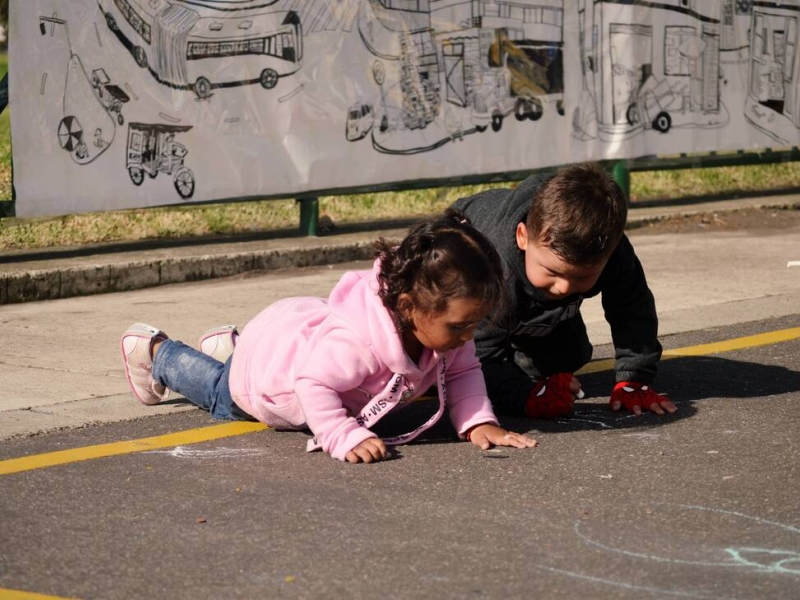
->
xmin=121 ymin=210 xmax=537 ymax=463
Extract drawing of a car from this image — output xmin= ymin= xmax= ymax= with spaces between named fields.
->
xmin=91 ymin=68 xmax=130 ymax=125
xmin=346 ymin=103 xmax=374 ymax=141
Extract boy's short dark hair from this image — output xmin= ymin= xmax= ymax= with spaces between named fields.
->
xmin=525 ymin=163 xmax=628 ymax=266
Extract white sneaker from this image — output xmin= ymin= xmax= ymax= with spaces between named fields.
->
xmin=198 ymin=325 xmax=239 ymax=363
xmin=120 ymin=323 xmax=170 ymax=405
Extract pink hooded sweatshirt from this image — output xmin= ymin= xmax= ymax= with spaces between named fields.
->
xmin=229 ymin=260 xmax=499 ymax=461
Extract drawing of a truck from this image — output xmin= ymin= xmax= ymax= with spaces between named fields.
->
xmin=439 ymin=25 xmax=564 ymax=133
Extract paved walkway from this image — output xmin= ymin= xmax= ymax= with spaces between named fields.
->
xmin=1 ymin=193 xmax=798 ymax=305
xmin=0 ymin=192 xmax=799 ymax=440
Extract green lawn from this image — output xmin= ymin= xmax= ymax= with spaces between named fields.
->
xmin=0 ymin=50 xmax=11 ymax=202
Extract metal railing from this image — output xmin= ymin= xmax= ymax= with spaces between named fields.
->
xmin=610 ymin=149 xmax=800 ymax=203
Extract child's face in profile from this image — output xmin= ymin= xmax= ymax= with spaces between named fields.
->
xmin=404 ymin=296 xmax=489 ymax=356
xmin=516 ymin=223 xmax=606 ymax=300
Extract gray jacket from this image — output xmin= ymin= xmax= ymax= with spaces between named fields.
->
xmin=452 ymin=173 xmax=662 ymax=405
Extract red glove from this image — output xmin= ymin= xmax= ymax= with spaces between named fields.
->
xmin=525 ymin=373 xmax=575 ymax=419
xmin=610 ymin=381 xmax=663 ymax=413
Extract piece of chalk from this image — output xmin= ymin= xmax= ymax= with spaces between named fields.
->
xmin=576 ymin=389 xmax=585 ymax=399
xmin=788 ymin=261 xmax=800 ymax=268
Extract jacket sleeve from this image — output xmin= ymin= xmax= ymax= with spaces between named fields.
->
xmin=294 ymin=329 xmax=380 ymax=461
xmin=471 ymin=316 xmax=536 ymax=417
xmin=600 ymin=235 xmax=663 ymax=384
xmin=442 ymin=341 xmax=500 ymax=436
xmin=453 ymin=186 xmax=539 ymax=414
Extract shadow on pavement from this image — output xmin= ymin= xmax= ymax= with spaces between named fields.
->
xmin=656 ymin=355 xmax=800 ymax=399
xmin=579 ymin=354 xmax=800 ymax=403
xmin=149 ymin=354 xmax=799 ymax=455
xmin=521 ymin=354 xmax=800 ymax=435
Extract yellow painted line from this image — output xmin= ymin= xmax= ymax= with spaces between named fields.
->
xmin=0 ymin=421 xmax=267 ymax=477
xmin=660 ymin=326 xmax=800 ymax=357
xmin=1 ymin=326 xmax=798 ymax=478
xmin=0 ymin=588 xmax=79 ymax=600
xmin=576 ymin=357 xmax=616 ymax=375
xmin=578 ymin=326 xmax=800 ymax=375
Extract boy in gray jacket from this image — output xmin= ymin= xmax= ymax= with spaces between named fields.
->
xmin=452 ymin=163 xmax=676 ymax=419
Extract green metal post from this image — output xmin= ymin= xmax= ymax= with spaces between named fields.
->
xmin=0 ymin=73 xmax=8 ymax=115
xmin=297 ymin=196 xmax=319 ymax=236
xmin=610 ymin=160 xmax=630 ymax=204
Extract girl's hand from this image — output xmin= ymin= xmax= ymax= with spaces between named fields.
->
xmin=345 ymin=437 xmax=388 ymax=464
xmin=468 ymin=423 xmax=537 ymax=450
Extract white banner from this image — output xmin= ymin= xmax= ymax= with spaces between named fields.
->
xmin=10 ymin=0 xmax=800 ymax=217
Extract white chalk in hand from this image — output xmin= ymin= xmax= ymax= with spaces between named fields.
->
xmin=576 ymin=389 xmax=585 ymax=399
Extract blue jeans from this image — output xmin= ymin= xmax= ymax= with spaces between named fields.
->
xmin=152 ymin=339 xmax=252 ymax=421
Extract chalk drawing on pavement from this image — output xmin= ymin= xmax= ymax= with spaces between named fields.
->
xmin=531 ymin=564 xmax=717 ymax=599
xmin=574 ymin=504 xmax=800 ymax=576
xmin=146 ymin=445 xmax=269 ymax=459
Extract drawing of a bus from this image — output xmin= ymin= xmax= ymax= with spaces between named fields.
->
xmin=98 ymin=0 xmax=302 ymax=99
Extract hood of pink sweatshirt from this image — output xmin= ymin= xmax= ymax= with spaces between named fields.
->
xmin=325 ymin=261 xmax=416 ymax=375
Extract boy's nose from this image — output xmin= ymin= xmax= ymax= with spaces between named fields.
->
xmin=553 ymin=278 xmax=572 ymax=296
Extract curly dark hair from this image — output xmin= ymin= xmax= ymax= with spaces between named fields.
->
xmin=526 ymin=163 xmax=628 ymax=265
xmin=374 ymin=209 xmax=506 ymax=333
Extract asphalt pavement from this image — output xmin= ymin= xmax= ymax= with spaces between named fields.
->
xmin=0 ymin=193 xmax=799 ymax=600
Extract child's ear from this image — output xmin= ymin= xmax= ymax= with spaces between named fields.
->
xmin=397 ymin=293 xmax=415 ymax=320
xmin=515 ymin=222 xmax=529 ymax=251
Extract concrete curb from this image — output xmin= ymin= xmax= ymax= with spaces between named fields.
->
xmin=1 ymin=195 xmax=797 ymax=304
xmin=0 ymin=240 xmax=384 ymax=304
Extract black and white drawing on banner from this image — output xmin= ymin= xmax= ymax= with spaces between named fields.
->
xmin=347 ymin=0 xmax=565 ymax=154
xmin=98 ymin=0 xmax=303 ymax=100
xmin=39 ymin=14 xmax=122 ymax=165
xmin=572 ymin=0 xmax=730 ymax=142
xmin=13 ymin=1 xmax=800 ymax=219
xmin=744 ymin=1 xmax=800 ymax=145
xmin=126 ymin=122 xmax=195 ymax=199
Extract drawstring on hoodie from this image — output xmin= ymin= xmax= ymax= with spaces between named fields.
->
xmin=306 ymin=357 xmax=447 ymax=453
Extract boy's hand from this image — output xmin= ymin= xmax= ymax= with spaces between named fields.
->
xmin=525 ymin=372 xmax=582 ymax=419
xmin=345 ymin=437 xmax=388 ymax=464
xmin=467 ymin=423 xmax=537 ymax=450
xmin=610 ymin=381 xmax=677 ymax=416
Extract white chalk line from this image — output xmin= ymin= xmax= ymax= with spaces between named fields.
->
xmin=145 ymin=446 xmax=269 ymax=459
